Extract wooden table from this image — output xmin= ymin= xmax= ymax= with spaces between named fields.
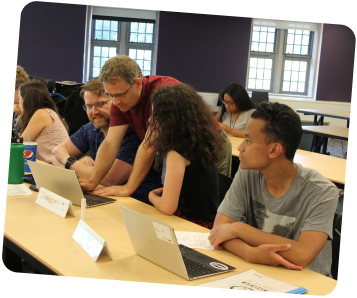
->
xmin=3 ymin=190 xmax=336 ymax=295
xmin=302 ymin=126 xmax=349 ymax=154
xmin=228 ymin=136 xmax=346 ymax=185
xmin=297 ymin=109 xmax=350 ymax=127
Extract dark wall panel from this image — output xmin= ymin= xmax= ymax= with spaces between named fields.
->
xmin=316 ymin=24 xmax=355 ymax=102
xmin=17 ymin=1 xmax=86 ymax=82
xmin=156 ymin=11 xmax=252 ymax=93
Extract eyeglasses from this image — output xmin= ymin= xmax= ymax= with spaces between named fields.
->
xmin=83 ymin=99 xmax=111 ymax=111
xmin=220 ymin=99 xmax=235 ymax=107
xmin=103 ymin=82 xmax=135 ymax=100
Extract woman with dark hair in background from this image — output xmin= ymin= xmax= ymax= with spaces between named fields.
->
xmin=216 ymin=83 xmax=256 ymax=138
xmin=13 ymin=66 xmax=30 ymax=128
xmin=18 ymin=80 xmax=68 ymax=164
xmin=147 ymin=84 xmax=224 ymax=229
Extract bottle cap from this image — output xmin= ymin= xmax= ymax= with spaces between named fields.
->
xmin=11 ymin=129 xmax=23 ymax=144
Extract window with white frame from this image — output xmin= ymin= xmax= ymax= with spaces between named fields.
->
xmin=247 ymin=19 xmax=317 ymax=96
xmin=87 ymin=9 xmax=157 ymax=81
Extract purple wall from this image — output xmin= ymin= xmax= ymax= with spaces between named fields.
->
xmin=316 ymin=24 xmax=355 ymax=102
xmin=156 ymin=11 xmax=252 ymax=93
xmin=17 ymin=1 xmax=86 ymax=82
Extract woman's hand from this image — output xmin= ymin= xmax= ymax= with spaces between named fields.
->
xmin=219 ymin=123 xmax=231 ymax=134
xmin=92 ymin=185 xmax=130 ymax=197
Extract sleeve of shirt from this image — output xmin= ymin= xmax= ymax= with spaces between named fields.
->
xmin=109 ymin=103 xmax=129 ymax=127
xmin=69 ymin=123 xmax=90 ymax=154
xmin=217 ymin=168 xmax=249 ymax=222
xmin=301 ymin=183 xmax=339 ymax=239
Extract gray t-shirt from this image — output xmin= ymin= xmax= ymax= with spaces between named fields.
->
xmin=221 ymin=109 xmax=255 ymax=130
xmin=218 ymin=163 xmax=338 ymax=277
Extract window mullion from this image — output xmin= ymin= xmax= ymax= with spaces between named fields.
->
xmin=275 ymin=29 xmax=285 ymax=94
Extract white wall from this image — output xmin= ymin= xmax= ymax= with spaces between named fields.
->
xmin=199 ymin=92 xmax=351 ymax=128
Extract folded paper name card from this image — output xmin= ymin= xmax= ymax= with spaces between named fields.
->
xmin=35 ymin=187 xmax=75 ymax=218
xmin=72 ymin=219 xmax=113 ymax=262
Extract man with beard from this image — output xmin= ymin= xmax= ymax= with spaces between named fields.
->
xmin=51 ymin=77 xmax=162 ymax=203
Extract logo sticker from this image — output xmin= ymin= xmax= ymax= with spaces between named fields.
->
xmin=210 ymin=262 xmax=228 ymax=270
xmin=25 ymin=150 xmax=34 ymax=160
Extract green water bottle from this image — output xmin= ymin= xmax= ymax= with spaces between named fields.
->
xmin=8 ymin=129 xmax=25 ymax=184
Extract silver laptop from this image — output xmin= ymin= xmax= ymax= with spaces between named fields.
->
xmin=119 ymin=205 xmax=236 ymax=280
xmin=28 ymin=161 xmax=116 ymax=207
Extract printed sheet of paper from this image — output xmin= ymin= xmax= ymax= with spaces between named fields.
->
xmin=175 ymin=231 xmax=214 ymax=250
xmin=7 ymin=184 xmax=33 ymax=196
xmin=197 ymin=269 xmax=307 ymax=294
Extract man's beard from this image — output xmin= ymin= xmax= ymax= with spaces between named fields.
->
xmin=91 ymin=114 xmax=110 ymax=129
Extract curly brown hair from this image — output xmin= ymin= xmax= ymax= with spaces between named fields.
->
xmin=80 ymin=77 xmax=104 ymax=98
xmin=15 ymin=65 xmax=30 ymax=90
xmin=145 ymin=84 xmax=224 ymax=171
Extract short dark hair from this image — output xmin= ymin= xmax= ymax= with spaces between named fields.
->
xmin=251 ymin=102 xmax=302 ymax=160
xmin=220 ymin=83 xmax=255 ymax=121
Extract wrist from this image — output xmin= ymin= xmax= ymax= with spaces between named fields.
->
xmin=61 ymin=155 xmax=70 ymax=166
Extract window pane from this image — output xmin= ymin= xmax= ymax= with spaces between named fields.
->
xmin=296 ymin=30 xmax=302 ymax=35
xmin=263 ymin=80 xmax=270 ymax=90
xmin=130 ymin=33 xmax=137 ymax=42
xmin=298 ymin=82 xmax=305 ymax=92
xmin=252 ymin=32 xmax=260 ymax=42
xmin=292 ymin=61 xmax=300 ymax=71
xmin=260 ymin=27 xmax=268 ymax=32
xmin=257 ymin=58 xmax=265 ymax=68
xmin=268 ymin=28 xmax=275 ymax=33
xmin=267 ymin=33 xmax=275 ymax=43
xmin=131 ymin=22 xmax=138 ymax=32
xmin=111 ymin=21 xmax=118 ymax=31
xmin=256 ymin=79 xmax=263 ymax=89
xmin=284 ymin=71 xmax=291 ymax=81
xmin=137 ymin=60 xmax=144 ymax=69
xmin=101 ymin=58 xmax=108 ymax=67
xmin=290 ymin=82 xmax=298 ymax=92
xmin=110 ymin=32 xmax=118 ymax=41
xmin=129 ymin=49 xmax=137 ymax=59
xmin=95 ymin=30 xmax=102 ymax=40
xmin=287 ymin=34 xmax=294 ymax=44
xmin=95 ymin=20 xmax=103 ymax=30
xmin=301 ymin=46 xmax=308 ymax=55
xmin=145 ymin=35 xmax=153 ymax=43
xmin=248 ymin=79 xmax=256 ymax=89
xmin=94 ymin=46 xmax=101 ymax=56
xmin=138 ymin=23 xmax=146 ymax=33
xmin=144 ymin=50 xmax=152 ymax=60
xmin=93 ymin=68 xmax=100 ymax=77
xmin=286 ymin=44 xmax=293 ymax=54
xmin=144 ymin=60 xmax=151 ymax=71
xmin=137 ymin=50 xmax=144 ymax=59
xmin=250 ymin=58 xmax=258 ymax=68
xmin=93 ymin=57 xmax=100 ymax=68
xmin=282 ymin=81 xmax=290 ymax=91
xmin=251 ymin=42 xmax=259 ymax=51
xmin=258 ymin=43 xmax=266 ymax=52
xmin=103 ymin=20 xmax=110 ymax=31
xmin=249 ymin=68 xmax=257 ymax=78
xmin=102 ymin=31 xmax=110 ymax=40
xmin=264 ymin=69 xmax=271 ymax=80
xmin=302 ymin=35 xmax=310 ymax=46
xmin=300 ymin=61 xmax=307 ymax=71
xmin=293 ymin=45 xmax=301 ymax=54
xmin=291 ymin=71 xmax=299 ymax=82
xmin=102 ymin=47 xmax=109 ymax=57
xmin=265 ymin=59 xmax=272 ymax=69
xmin=285 ymin=60 xmax=292 ymax=70
xmin=146 ymin=23 xmax=154 ymax=33
xmin=260 ymin=32 xmax=267 ymax=42
xmin=253 ymin=26 xmax=260 ymax=31
xmin=266 ymin=43 xmax=274 ymax=52
xmin=138 ymin=34 xmax=146 ymax=43
xmin=257 ymin=69 xmax=264 ymax=79
xmin=299 ymin=71 xmax=306 ymax=82
xmin=294 ymin=34 xmax=302 ymax=45
xmin=109 ymin=48 xmax=117 ymax=57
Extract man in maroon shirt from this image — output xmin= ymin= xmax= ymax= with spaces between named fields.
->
xmin=80 ymin=55 xmax=226 ymax=197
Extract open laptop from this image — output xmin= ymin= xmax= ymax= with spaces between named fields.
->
xmin=28 ymin=161 xmax=116 ymax=208
xmin=119 ymin=205 xmax=236 ymax=280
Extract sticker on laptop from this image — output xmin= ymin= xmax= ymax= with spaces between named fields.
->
xmin=153 ymin=222 xmax=174 ymax=244
xmin=210 ymin=262 xmax=229 ymax=270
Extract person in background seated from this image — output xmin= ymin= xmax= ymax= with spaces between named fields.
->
xmin=216 ymin=83 xmax=256 ymax=138
xmin=147 ymin=84 xmax=224 ymax=229
xmin=17 ymin=80 xmax=68 ymax=164
xmin=13 ymin=66 xmax=30 ymax=127
xmin=209 ymin=102 xmax=338 ymax=277
xmin=52 ymin=77 xmax=162 ymax=204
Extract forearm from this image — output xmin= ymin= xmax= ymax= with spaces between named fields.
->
xmin=221 ymin=237 xmax=255 ymax=262
xmin=89 ymin=139 xmax=119 ymax=185
xmin=125 ymin=143 xmax=156 ymax=195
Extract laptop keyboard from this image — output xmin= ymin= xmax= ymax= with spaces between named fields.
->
xmin=182 ymin=256 xmax=216 ymax=278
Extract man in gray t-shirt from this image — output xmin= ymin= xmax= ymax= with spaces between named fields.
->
xmin=209 ymin=102 xmax=338 ymax=277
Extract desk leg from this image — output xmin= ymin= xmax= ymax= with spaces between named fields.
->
xmin=2 ymin=244 xmax=22 ymax=272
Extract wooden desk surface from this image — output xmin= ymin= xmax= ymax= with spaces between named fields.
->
xmin=302 ymin=126 xmax=349 ymax=139
xmin=228 ymin=135 xmax=346 ymax=184
xmin=297 ymin=109 xmax=350 ymax=120
xmin=4 ymin=191 xmax=336 ymax=295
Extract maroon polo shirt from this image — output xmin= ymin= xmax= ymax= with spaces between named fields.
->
xmin=109 ymin=75 xmax=222 ymax=141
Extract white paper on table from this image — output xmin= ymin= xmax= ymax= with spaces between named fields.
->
xmin=7 ymin=184 xmax=33 ymax=196
xmin=174 ymin=231 xmax=214 ymax=250
xmin=197 ymin=269 xmax=305 ymax=293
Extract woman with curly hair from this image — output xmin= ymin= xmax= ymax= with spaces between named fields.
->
xmin=147 ymin=84 xmax=224 ymax=229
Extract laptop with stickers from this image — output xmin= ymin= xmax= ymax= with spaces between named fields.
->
xmin=119 ymin=205 xmax=236 ymax=280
